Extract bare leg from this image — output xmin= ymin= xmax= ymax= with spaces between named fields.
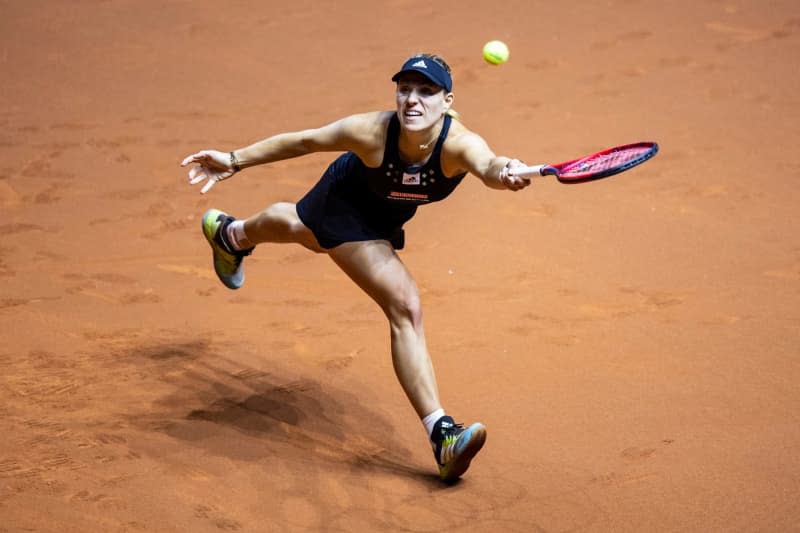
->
xmin=242 ymin=202 xmax=324 ymax=253
xmin=239 ymin=208 xmax=441 ymax=418
xmin=328 ymin=240 xmax=442 ymax=419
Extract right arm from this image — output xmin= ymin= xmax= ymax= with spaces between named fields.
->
xmin=181 ymin=111 xmax=388 ymax=193
xmin=232 ymin=111 xmax=386 ymax=169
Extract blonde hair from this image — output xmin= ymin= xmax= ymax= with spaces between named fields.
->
xmin=412 ymin=53 xmax=452 ymax=74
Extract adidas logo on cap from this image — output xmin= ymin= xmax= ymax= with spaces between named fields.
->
xmin=411 ymin=60 xmax=427 ymax=68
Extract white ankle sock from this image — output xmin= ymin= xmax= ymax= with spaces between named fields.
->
xmin=422 ymin=408 xmax=445 ymax=440
xmin=226 ymin=220 xmax=253 ymax=250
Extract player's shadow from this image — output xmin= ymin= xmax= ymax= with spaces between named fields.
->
xmin=128 ymin=339 xmax=440 ymax=486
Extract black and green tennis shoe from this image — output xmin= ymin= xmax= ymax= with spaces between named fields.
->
xmin=431 ymin=415 xmax=487 ymax=482
xmin=201 ymin=209 xmax=253 ymax=290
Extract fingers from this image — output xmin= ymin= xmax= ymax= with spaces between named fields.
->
xmin=501 ymin=158 xmax=532 ymax=191
xmin=180 ymin=150 xmax=208 ymax=167
xmin=185 ymin=157 xmax=214 ymax=194
xmin=500 ymin=174 xmax=529 ymax=191
xmin=506 ymin=168 xmax=530 ymax=181
xmin=200 ymin=178 xmax=217 ymax=194
xmin=506 ymin=177 xmax=530 ymax=191
xmin=180 ymin=149 xmax=223 ymax=168
xmin=184 ymin=150 xmax=222 ymax=194
xmin=187 ymin=167 xmax=217 ymax=194
xmin=188 ymin=166 xmax=203 ymax=184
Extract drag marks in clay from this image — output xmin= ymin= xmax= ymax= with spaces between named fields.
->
xmin=590 ymin=439 xmax=675 ymax=488
xmin=61 ymin=271 xmax=163 ymax=305
xmin=706 ymin=19 xmax=800 ymax=51
xmin=194 ymin=504 xmax=242 ymax=531
xmin=591 ymin=30 xmax=653 ymax=51
xmin=0 ymin=336 xmax=209 ymax=507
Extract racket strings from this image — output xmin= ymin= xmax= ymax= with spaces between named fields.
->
xmin=563 ymin=147 xmax=651 ymax=176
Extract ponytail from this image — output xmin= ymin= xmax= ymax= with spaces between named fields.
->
xmin=445 ymin=108 xmax=462 ymax=122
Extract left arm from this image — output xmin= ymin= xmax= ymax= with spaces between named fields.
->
xmin=445 ymin=130 xmax=530 ymax=191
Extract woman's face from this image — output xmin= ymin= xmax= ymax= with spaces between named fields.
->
xmin=395 ymin=72 xmax=453 ymax=132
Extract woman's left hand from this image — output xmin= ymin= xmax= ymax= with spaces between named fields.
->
xmin=499 ymin=159 xmax=531 ymax=191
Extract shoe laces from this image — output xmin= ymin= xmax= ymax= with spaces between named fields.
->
xmin=434 ymin=420 xmax=465 ymax=465
xmin=434 ymin=418 xmax=465 ymax=442
xmin=442 ymin=421 xmax=464 ymax=436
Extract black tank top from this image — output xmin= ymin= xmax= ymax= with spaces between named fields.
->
xmin=363 ymin=113 xmax=466 ymax=205
xmin=296 ymin=113 xmax=468 ymax=249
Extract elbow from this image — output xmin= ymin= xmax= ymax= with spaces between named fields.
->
xmin=298 ymin=131 xmax=317 ymax=153
xmin=479 ymin=175 xmax=506 ymax=190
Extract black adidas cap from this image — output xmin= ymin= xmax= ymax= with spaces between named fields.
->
xmin=391 ymin=56 xmax=453 ymax=92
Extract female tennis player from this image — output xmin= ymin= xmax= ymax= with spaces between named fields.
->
xmin=181 ymin=53 xmax=530 ymax=482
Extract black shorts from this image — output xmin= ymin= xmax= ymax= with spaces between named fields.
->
xmin=296 ymin=153 xmax=416 ymax=250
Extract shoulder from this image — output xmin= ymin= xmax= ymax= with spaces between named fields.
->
xmin=309 ymin=111 xmax=393 ymax=166
xmin=444 ymin=119 xmax=489 ymax=151
xmin=441 ymin=119 xmax=493 ymax=175
xmin=302 ymin=111 xmax=392 ymax=154
xmin=338 ymin=111 xmax=393 ymax=142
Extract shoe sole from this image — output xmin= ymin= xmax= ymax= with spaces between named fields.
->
xmin=439 ymin=423 xmax=487 ymax=482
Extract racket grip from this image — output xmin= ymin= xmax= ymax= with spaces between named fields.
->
xmin=516 ymin=165 xmax=559 ymax=178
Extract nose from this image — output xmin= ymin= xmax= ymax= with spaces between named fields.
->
xmin=406 ymin=88 xmax=422 ymax=103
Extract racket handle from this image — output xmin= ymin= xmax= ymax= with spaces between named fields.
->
xmin=515 ymin=165 xmax=559 ymax=178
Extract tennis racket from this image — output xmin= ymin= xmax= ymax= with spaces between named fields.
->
xmin=517 ymin=142 xmax=659 ymax=183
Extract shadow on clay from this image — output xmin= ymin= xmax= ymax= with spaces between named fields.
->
xmin=128 ymin=339 xmax=438 ymax=485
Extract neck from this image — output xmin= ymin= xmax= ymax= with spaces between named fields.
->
xmin=402 ymin=118 xmax=443 ymax=155
xmin=419 ymin=137 xmax=435 ymax=151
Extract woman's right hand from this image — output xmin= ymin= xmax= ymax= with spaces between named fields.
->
xmin=181 ymin=149 xmax=237 ymax=194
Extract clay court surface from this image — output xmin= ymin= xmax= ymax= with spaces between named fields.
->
xmin=2 ymin=1 xmax=799 ymax=531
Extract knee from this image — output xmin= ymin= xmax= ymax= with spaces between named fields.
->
xmin=253 ymin=202 xmax=324 ymax=253
xmin=387 ymin=287 xmax=423 ymax=330
xmin=266 ymin=202 xmax=309 ymax=235
xmin=258 ymin=202 xmax=293 ymax=226
xmin=248 ymin=204 xmax=276 ymax=233
xmin=250 ymin=202 xmax=295 ymax=233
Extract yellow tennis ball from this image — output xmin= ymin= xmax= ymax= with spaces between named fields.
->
xmin=482 ymin=40 xmax=509 ymax=65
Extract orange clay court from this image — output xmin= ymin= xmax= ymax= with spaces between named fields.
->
xmin=1 ymin=1 xmax=799 ymax=531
